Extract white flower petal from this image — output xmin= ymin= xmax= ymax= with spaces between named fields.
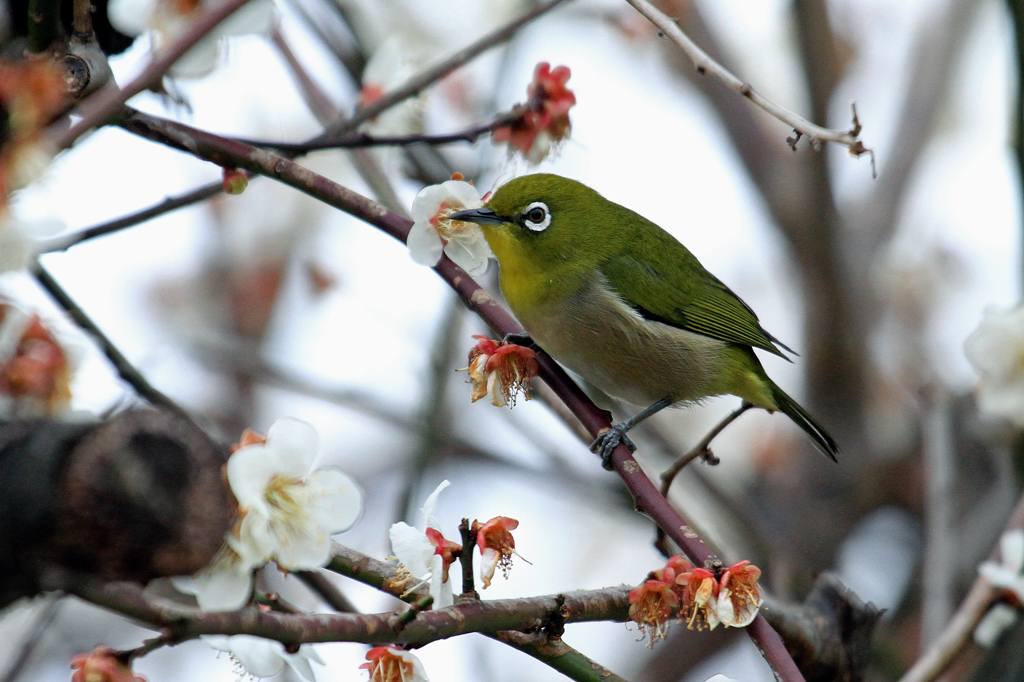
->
xmin=175 ymin=563 xmax=253 ymax=611
xmin=211 ymin=636 xmax=287 ymax=678
xmin=407 ymin=220 xmax=445 ymax=267
xmin=704 ymin=676 xmax=739 ymax=682
xmin=974 ymin=603 xmax=1019 ymax=648
xmin=274 ymin=525 xmax=332 ymax=571
xmin=266 ymin=417 xmax=319 ymax=474
xmin=390 ymin=522 xmax=433 ymax=578
xmin=305 ymin=467 xmax=364 ymax=533
xmin=283 ymin=646 xmax=322 ymax=681
xmin=442 ymin=180 xmax=483 ymax=209
xmin=479 ymin=547 xmax=498 ymax=587
xmin=418 ymin=480 xmax=450 ymax=530
xmin=107 ymin=0 xmax=157 ymax=36
xmin=444 ymin=233 xmax=491 ymax=278
xmin=411 ymin=185 xmax=453 ymax=223
xmin=237 ymin=510 xmax=277 ymax=566
xmin=430 ymin=554 xmax=453 ymax=609
xmin=1002 ymin=530 xmax=1024 ymax=573
xmin=168 ymin=37 xmax=223 ymax=78
xmin=227 ymin=445 xmax=277 ymax=516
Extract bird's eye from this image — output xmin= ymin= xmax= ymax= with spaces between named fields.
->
xmin=521 ymin=202 xmax=551 ymax=232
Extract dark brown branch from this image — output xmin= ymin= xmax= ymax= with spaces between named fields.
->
xmin=0 ymin=411 xmax=232 ymax=608
xmin=297 ymin=571 xmax=356 ymax=612
xmin=117 ymin=108 xmax=805 ymax=681
xmin=659 ymin=402 xmax=752 ymax=494
xmin=459 ymin=518 xmax=478 ymax=598
xmin=72 ymin=579 xmax=630 ymax=648
xmin=40 ymin=183 xmax=225 ymax=254
xmin=763 ymin=573 xmax=882 ymax=682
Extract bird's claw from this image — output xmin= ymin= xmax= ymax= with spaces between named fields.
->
xmin=590 ymin=423 xmax=637 ymax=470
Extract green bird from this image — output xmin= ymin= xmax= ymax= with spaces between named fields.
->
xmin=451 ymin=173 xmax=838 ymax=465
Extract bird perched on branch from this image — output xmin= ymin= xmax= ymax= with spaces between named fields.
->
xmin=451 ymin=173 xmax=838 ymax=466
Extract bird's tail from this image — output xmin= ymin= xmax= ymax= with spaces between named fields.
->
xmin=769 ymin=382 xmax=839 ymax=461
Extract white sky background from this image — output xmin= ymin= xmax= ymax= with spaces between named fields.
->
xmin=0 ymin=0 xmax=1019 ymax=680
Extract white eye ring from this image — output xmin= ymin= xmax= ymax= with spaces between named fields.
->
xmin=522 ymin=202 xmax=551 ymax=232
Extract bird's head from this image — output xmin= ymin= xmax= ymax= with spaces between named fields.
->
xmin=450 ymin=173 xmax=609 ymax=271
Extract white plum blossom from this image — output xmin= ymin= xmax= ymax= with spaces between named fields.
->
xmin=974 ymin=529 xmax=1024 ymax=646
xmin=407 ymin=180 xmax=492 ymax=277
xmin=171 ymin=543 xmax=252 ymax=611
xmin=964 ymin=305 xmax=1024 ymax=428
xmin=227 ymin=417 xmax=363 ymax=570
xmin=359 ymin=37 xmax=425 ymax=138
xmin=207 ymin=635 xmax=323 ymax=681
xmin=703 ymin=676 xmax=739 ymax=682
xmin=0 ymin=213 xmax=63 ymax=272
xmin=389 ymin=480 xmax=461 ymax=609
xmin=108 ymin=0 xmax=275 ymax=78
xmin=979 ymin=529 xmax=1024 ymax=598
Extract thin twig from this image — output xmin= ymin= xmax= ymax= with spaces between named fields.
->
xmin=899 ymin=491 xmax=1024 ymax=682
xmin=296 ymin=571 xmax=355 ymax=612
xmin=459 ymin=518 xmax=478 ymax=598
xmin=625 ymin=0 xmax=874 ymax=175
xmin=314 ymin=0 xmax=573 ymax=141
xmin=72 ymin=0 xmax=93 ymax=36
xmin=117 ymin=109 xmax=806 ymax=681
xmin=921 ymin=390 xmax=956 ymax=644
xmin=0 ymin=597 xmax=61 ymax=682
xmin=659 ymin=402 xmax=752 ymax=494
xmin=231 ymin=107 xmax=526 ymax=152
xmin=31 ymin=260 xmax=197 ymax=426
xmin=39 ymin=183 xmax=226 ymax=254
xmin=50 ymin=0 xmax=253 ymax=150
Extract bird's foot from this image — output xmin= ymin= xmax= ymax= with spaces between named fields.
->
xmin=590 ymin=423 xmax=637 ymax=470
xmin=501 ymin=331 xmax=537 ymax=349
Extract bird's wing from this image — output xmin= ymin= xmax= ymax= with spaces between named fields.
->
xmin=599 ymin=241 xmax=794 ymax=360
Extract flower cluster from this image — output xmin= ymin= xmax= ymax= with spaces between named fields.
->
xmin=964 ymin=305 xmax=1024 ymax=429
xmin=628 ymin=556 xmax=763 ymax=643
xmin=465 ymin=335 xmax=539 ymax=407
xmin=493 ymin=62 xmax=576 ymax=164
xmin=174 ymin=418 xmax=362 ymax=680
xmin=108 ymin=0 xmax=275 ymax=78
xmin=389 ymin=481 xmax=523 ymax=608
xmin=71 ymin=647 xmax=145 ymax=682
xmin=407 ymin=178 xmax=492 ymax=277
xmin=361 ymin=646 xmax=429 ymax=682
xmin=0 ymin=302 xmax=74 ymax=417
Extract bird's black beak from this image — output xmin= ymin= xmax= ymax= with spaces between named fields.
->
xmin=449 ymin=207 xmax=507 ymax=225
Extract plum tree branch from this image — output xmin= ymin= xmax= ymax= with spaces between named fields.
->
xmin=43 ymin=0 xmax=571 ymax=252
xmin=49 ymin=0 xmax=254 ymax=150
xmin=899 ymin=489 xmax=1024 ymax=682
xmin=72 ymin=578 xmax=630 ymax=649
xmin=117 ymin=107 xmax=806 ymax=681
xmin=625 ymin=0 xmax=874 ymax=176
